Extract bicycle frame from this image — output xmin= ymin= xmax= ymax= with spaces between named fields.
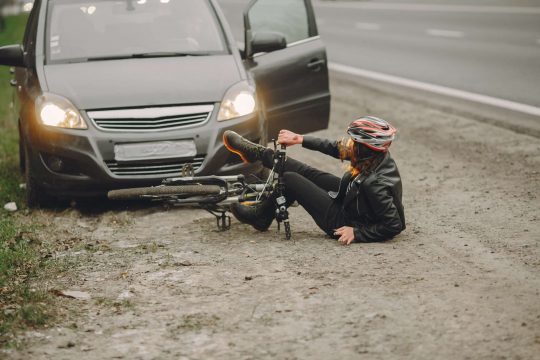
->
xmin=140 ymin=141 xmax=293 ymax=239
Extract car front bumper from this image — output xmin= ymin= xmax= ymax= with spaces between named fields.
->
xmin=24 ymin=103 xmax=263 ymax=197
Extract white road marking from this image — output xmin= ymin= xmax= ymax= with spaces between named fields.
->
xmin=355 ymin=22 xmax=381 ymax=31
xmin=426 ymin=29 xmax=464 ymax=38
xmin=329 ymin=62 xmax=540 ymax=117
xmin=313 ymin=1 xmax=540 ymax=15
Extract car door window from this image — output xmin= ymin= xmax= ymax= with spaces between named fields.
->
xmin=248 ymin=0 xmax=310 ymax=44
xmin=23 ymin=0 xmax=40 ymax=55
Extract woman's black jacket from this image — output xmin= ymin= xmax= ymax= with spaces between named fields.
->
xmin=303 ymin=136 xmax=406 ymax=242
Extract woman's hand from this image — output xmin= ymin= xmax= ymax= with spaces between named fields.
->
xmin=278 ymin=130 xmax=303 ymax=146
xmin=334 ymin=226 xmax=355 ymax=245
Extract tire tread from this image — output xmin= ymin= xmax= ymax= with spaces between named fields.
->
xmin=108 ymin=184 xmax=221 ymax=200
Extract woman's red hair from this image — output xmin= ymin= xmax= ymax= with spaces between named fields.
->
xmin=339 ymin=138 xmax=382 ymax=177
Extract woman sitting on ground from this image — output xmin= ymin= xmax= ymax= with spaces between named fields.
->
xmin=223 ymin=116 xmax=405 ymax=245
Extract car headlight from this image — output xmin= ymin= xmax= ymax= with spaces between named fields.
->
xmin=217 ymin=81 xmax=257 ymax=121
xmin=35 ymin=93 xmax=87 ymax=129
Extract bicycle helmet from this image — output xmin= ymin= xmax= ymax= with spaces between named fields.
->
xmin=347 ymin=116 xmax=397 ymax=152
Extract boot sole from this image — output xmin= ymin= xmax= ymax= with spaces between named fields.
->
xmin=223 ymin=132 xmax=250 ymax=164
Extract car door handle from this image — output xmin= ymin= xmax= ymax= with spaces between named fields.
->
xmin=10 ymin=79 xmax=17 ymax=87
xmin=307 ymin=58 xmax=326 ymax=71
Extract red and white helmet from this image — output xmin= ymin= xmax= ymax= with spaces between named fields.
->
xmin=347 ymin=116 xmax=397 ymax=152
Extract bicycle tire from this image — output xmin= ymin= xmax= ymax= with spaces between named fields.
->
xmin=108 ymin=184 xmax=222 ymax=200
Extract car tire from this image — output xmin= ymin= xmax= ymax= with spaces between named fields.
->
xmin=23 ymin=141 xmax=52 ymax=208
xmin=259 ymin=106 xmax=269 ymax=147
xmin=257 ymin=105 xmax=270 ymax=180
xmin=18 ymin=122 xmax=25 ymax=174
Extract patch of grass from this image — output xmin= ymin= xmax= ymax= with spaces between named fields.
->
xmin=94 ymin=297 xmax=135 ymax=315
xmin=138 ymin=241 xmax=160 ymax=254
xmin=173 ymin=313 xmax=220 ymax=331
xmin=0 ymin=15 xmax=27 ymax=207
xmin=0 ymin=15 xmax=58 ymax=348
xmin=0 ymin=216 xmax=55 ymax=347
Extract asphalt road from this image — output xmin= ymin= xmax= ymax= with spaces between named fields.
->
xmin=218 ymin=0 xmax=540 ymax=109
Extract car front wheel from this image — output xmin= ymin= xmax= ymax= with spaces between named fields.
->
xmin=257 ymin=104 xmax=270 ymax=180
xmin=23 ymin=141 xmax=52 ymax=208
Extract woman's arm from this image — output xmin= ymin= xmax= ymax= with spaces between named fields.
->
xmin=278 ymin=130 xmax=341 ymax=159
xmin=277 ymin=130 xmax=304 ymax=146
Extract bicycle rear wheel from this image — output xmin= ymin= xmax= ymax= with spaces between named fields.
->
xmin=108 ymin=184 xmax=221 ymax=200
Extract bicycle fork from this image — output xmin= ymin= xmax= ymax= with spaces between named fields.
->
xmin=273 ymin=141 xmax=292 ymax=240
xmin=275 ymin=195 xmax=291 ymax=240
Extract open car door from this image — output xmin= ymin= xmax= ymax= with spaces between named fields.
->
xmin=243 ymin=0 xmax=330 ymax=139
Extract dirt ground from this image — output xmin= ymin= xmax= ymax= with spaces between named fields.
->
xmin=3 ymin=76 xmax=539 ymax=360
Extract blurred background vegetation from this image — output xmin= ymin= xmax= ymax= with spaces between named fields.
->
xmin=0 ymin=15 xmax=26 ymax=206
xmin=0 ymin=14 xmax=55 ymax=348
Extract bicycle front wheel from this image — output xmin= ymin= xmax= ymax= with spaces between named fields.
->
xmin=108 ymin=184 xmax=221 ymax=201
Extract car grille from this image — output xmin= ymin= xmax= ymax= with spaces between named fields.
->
xmin=87 ymin=105 xmax=214 ymax=131
xmin=105 ymin=156 xmax=205 ymax=176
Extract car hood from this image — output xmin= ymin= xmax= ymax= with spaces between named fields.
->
xmin=43 ymin=56 xmax=242 ymax=110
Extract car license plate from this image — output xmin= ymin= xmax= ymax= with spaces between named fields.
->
xmin=114 ymin=140 xmax=197 ymax=162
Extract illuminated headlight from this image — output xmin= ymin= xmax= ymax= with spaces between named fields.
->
xmin=217 ymin=81 xmax=257 ymax=121
xmin=35 ymin=93 xmax=87 ymax=129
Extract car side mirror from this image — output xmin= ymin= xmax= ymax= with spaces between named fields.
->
xmin=251 ymin=32 xmax=287 ymax=56
xmin=0 ymin=45 xmax=26 ymax=68
xmin=243 ymin=1 xmax=288 ymax=60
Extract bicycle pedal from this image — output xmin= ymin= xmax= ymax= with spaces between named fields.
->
xmin=216 ymin=214 xmax=231 ymax=231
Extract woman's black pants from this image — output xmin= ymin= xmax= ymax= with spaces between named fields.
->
xmin=261 ymin=149 xmax=346 ymax=236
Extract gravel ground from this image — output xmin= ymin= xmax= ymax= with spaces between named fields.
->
xmin=3 ymin=75 xmax=539 ymax=360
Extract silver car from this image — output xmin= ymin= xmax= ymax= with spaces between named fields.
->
xmin=0 ymin=0 xmax=330 ymax=206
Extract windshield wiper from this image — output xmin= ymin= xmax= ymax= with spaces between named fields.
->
xmin=133 ymin=52 xmax=212 ymax=58
xmin=85 ymin=55 xmax=139 ymax=62
xmin=85 ymin=52 xmax=211 ymax=62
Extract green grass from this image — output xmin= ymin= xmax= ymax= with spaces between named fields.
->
xmin=0 ymin=15 xmax=57 ymax=348
xmin=0 ymin=15 xmax=27 ymax=207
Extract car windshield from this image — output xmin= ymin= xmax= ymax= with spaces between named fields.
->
xmin=46 ymin=0 xmax=227 ymax=63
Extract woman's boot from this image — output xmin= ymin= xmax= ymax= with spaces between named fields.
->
xmin=223 ymin=130 xmax=266 ymax=163
xmin=230 ymin=198 xmax=275 ymax=231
